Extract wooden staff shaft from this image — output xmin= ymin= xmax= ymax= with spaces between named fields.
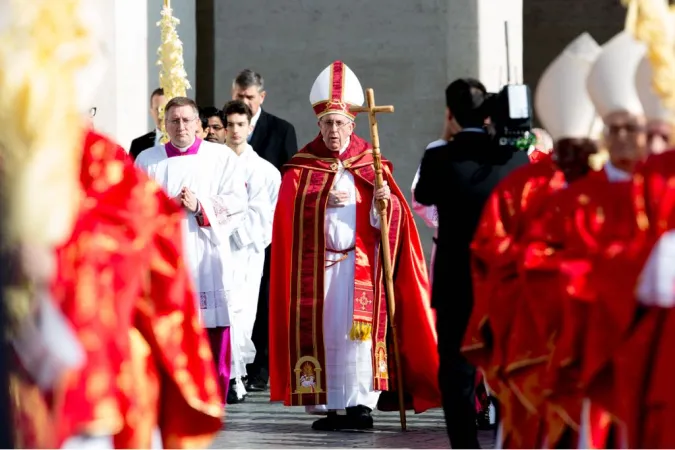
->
xmin=354 ymin=88 xmax=406 ymax=431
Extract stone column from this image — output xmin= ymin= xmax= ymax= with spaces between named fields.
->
xmin=446 ymin=0 xmax=523 ymax=93
xmin=89 ymin=0 xmax=198 ymax=151
xmin=89 ymin=0 xmax=148 ymax=151
xmin=522 ymin=0 xmax=625 ymax=125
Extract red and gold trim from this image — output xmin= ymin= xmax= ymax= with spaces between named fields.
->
xmin=312 ymin=61 xmax=357 ymax=120
xmin=289 ymin=168 xmax=332 ymax=406
xmin=353 ymin=164 xmax=403 ymax=390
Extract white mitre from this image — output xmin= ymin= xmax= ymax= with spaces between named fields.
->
xmin=535 ymin=32 xmax=602 ymax=142
xmin=309 ymin=60 xmax=364 ymax=120
xmin=586 ymin=31 xmax=646 ymax=120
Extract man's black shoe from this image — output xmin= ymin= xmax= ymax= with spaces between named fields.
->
xmin=312 ymin=413 xmax=345 ymax=431
xmin=345 ymin=405 xmax=374 ymax=429
xmin=311 ymin=406 xmax=374 ymax=431
xmin=246 ymin=374 xmax=268 ymax=392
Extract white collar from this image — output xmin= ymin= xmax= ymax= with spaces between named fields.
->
xmin=250 ymin=107 xmax=262 ymax=130
xmin=604 ymin=161 xmax=631 ymax=182
xmin=231 ymin=143 xmax=253 ymax=157
xmin=172 ymin=137 xmax=196 ymax=152
xmin=425 ymin=139 xmax=448 ymax=150
xmin=338 ymin=137 xmax=351 ymax=155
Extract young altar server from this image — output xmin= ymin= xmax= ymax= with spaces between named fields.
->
xmin=221 ymin=99 xmax=281 ymax=404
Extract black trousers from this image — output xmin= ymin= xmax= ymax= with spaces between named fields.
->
xmin=247 ymin=245 xmax=271 ymax=380
xmin=436 ymin=306 xmax=480 ymax=449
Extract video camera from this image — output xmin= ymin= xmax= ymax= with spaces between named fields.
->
xmin=483 ymin=84 xmax=535 ymax=153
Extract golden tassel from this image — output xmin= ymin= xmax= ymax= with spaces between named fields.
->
xmin=348 ymin=320 xmax=373 ymax=341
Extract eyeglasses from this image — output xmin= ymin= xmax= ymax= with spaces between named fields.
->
xmin=168 ymin=117 xmax=197 ymax=126
xmin=320 ymin=119 xmax=351 ymax=130
xmin=606 ymin=123 xmax=646 ymax=136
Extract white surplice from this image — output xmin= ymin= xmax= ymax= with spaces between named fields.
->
xmin=228 ymin=144 xmax=281 ymax=375
xmin=306 ymin=138 xmax=382 ymax=414
xmin=135 ymin=140 xmax=248 ymax=329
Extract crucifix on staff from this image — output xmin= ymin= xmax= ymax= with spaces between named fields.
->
xmin=351 ymin=89 xmax=407 ymax=431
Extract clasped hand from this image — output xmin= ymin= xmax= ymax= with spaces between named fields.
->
xmin=328 ymin=181 xmax=390 ymax=208
xmin=174 ymin=186 xmax=199 ymax=213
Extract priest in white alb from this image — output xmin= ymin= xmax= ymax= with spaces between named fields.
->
xmin=220 ymin=99 xmax=281 ymax=404
xmin=135 ymin=96 xmax=248 ymax=407
xmin=268 ymin=60 xmax=441 ymax=431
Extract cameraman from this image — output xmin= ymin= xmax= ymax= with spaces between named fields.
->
xmin=414 ymin=78 xmax=528 ymax=448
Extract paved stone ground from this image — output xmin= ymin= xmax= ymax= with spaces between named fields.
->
xmin=211 ymin=392 xmax=495 ymax=448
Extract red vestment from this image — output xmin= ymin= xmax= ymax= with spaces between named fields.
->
xmin=463 ymin=155 xmax=564 ymax=447
xmin=12 ymin=129 xmax=223 ymax=448
xmin=529 ymin=149 xmax=551 ymax=164
xmin=269 ymin=134 xmax=440 ymax=412
xmin=522 ymin=168 xmax=633 ymax=448
xmin=610 ymin=151 xmax=675 ymax=448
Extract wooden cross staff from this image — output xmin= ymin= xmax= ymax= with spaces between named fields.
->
xmin=351 ymin=89 xmax=407 ymax=432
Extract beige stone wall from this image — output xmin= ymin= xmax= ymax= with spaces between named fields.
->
xmin=523 ymin=0 xmax=626 ymax=124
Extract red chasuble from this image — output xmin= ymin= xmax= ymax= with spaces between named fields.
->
xmin=611 ymin=151 xmax=675 ymax=448
xmin=521 ymin=168 xmax=635 ymax=448
xmin=463 ymin=155 xmax=565 ymax=448
xmin=268 ymin=134 xmax=440 ymax=413
xmin=11 ymin=130 xmax=223 ymax=448
xmin=464 ymin=154 xmax=561 ymax=372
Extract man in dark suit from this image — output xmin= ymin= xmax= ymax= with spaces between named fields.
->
xmin=230 ymin=69 xmax=298 ymax=392
xmin=129 ymin=88 xmax=165 ymax=161
xmin=414 ymin=78 xmax=529 ymax=449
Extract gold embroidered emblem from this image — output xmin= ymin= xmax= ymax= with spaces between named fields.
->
xmin=375 ymin=343 xmax=388 ymax=378
xmin=293 ymin=356 xmax=324 ymax=394
xmin=356 ymin=291 xmax=372 ymax=311
xmin=330 ymin=162 xmax=339 ymax=171
xmin=578 ymin=194 xmax=590 ymax=205
xmin=325 ymin=99 xmax=348 ymax=112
